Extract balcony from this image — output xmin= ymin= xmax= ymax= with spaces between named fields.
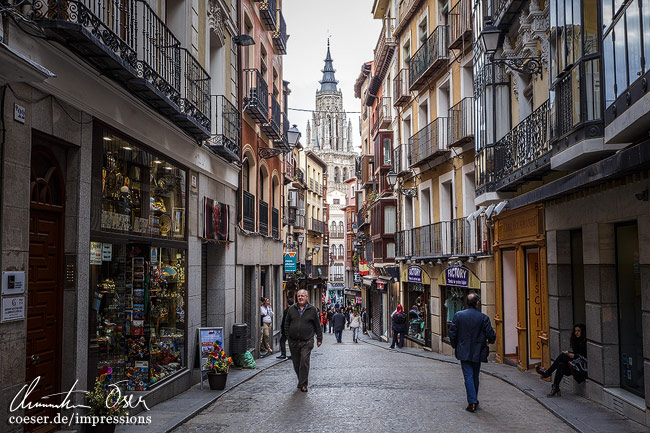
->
xmin=396 ymin=0 xmax=423 ymax=35
xmin=259 ymin=0 xmax=277 ymax=31
xmin=243 ymin=191 xmax=255 ymax=232
xmin=279 ymin=111 xmax=290 ymax=149
xmin=393 ymin=68 xmax=411 ymax=106
xmin=495 ymin=100 xmax=551 ymax=191
xmin=309 ymin=178 xmax=314 ymax=191
xmin=378 ymin=96 xmax=392 ymax=130
xmin=448 ymin=97 xmax=474 ymax=148
xmin=293 ymin=168 xmax=306 ymax=188
xmin=283 ymin=157 xmax=295 ymax=185
xmin=207 ymin=95 xmax=240 ymax=162
xmin=310 ymin=218 xmax=326 ymax=234
xmin=283 ymin=206 xmax=295 ymax=226
xmin=409 ymin=117 xmax=449 ymax=167
xmin=243 ymin=69 xmax=269 ymax=123
xmin=448 ymin=0 xmax=472 ymax=50
xmin=393 ymin=144 xmax=411 ymax=174
xmin=493 ymin=0 xmax=528 ymax=27
xmin=272 ymin=9 xmax=287 ymax=55
xmin=409 ymin=26 xmax=449 ymax=91
xmin=330 ymin=231 xmax=344 ymax=239
xmin=261 ymin=95 xmax=282 ymax=140
xmin=330 ymin=274 xmax=344 ymax=282
xmin=259 ymin=200 xmax=269 ymax=235
xmin=370 ymin=17 xmax=397 ymax=93
xmin=272 ymin=207 xmax=279 ymax=239
xmin=361 ymin=154 xmax=375 ymax=186
xmin=396 ymin=217 xmax=488 ymax=259
xmin=34 ymin=0 xmax=211 ymax=140
xmin=294 ymin=214 xmax=305 ymax=229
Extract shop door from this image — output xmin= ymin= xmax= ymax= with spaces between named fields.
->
xmin=526 ymin=248 xmax=543 ymax=366
xmin=26 ymin=148 xmax=65 ymax=433
xmin=500 ymin=249 xmax=519 ymax=366
xmin=616 ymin=223 xmax=644 ymax=396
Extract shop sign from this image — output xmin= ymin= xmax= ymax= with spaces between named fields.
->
xmin=439 ymin=266 xmax=481 ymax=289
xmin=203 ymin=198 xmax=229 ymax=241
xmin=376 ymin=281 xmax=385 ymax=290
xmin=2 ymin=271 xmax=25 ymax=295
xmin=359 ymin=260 xmax=369 ymax=276
xmin=102 ymin=243 xmax=112 ymax=261
xmin=407 ymin=266 xmax=423 ymax=283
xmin=284 ymin=252 xmax=297 ymax=272
xmin=197 ymin=327 xmax=224 ymax=369
xmin=90 ymin=241 xmax=102 ymax=265
xmin=1 ymin=295 xmax=25 ymax=322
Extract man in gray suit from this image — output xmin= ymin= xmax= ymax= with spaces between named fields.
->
xmin=449 ymin=293 xmax=496 ymax=412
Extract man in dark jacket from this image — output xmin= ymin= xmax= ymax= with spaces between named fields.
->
xmin=326 ymin=308 xmax=334 ymax=333
xmin=449 ymin=293 xmax=496 ymax=413
xmin=390 ymin=304 xmax=407 ymax=349
xmin=284 ymin=289 xmax=323 ymax=392
xmin=277 ymin=298 xmax=294 ymax=360
xmin=331 ymin=308 xmax=347 ymax=343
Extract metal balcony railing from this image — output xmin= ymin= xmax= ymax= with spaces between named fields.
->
xmin=393 ymin=68 xmax=410 ymax=106
xmin=243 ymin=69 xmax=269 ymax=123
xmin=393 ymin=144 xmax=411 ymax=174
xmin=261 ymin=95 xmax=282 ymax=140
xmin=272 ymin=207 xmax=279 ymax=239
xmin=448 ymin=97 xmax=474 ymax=147
xmin=294 ymin=214 xmax=305 ymax=229
xmin=373 ymin=17 xmax=396 ymax=84
xmin=396 ymin=216 xmax=488 ymax=258
xmin=310 ymin=218 xmax=326 ymax=234
xmin=294 ymin=168 xmax=305 ymax=186
xmin=409 ymin=26 xmax=449 ymax=90
xmin=259 ymin=200 xmax=269 ymax=235
xmin=397 ymin=0 xmax=421 ymax=32
xmin=243 ymin=191 xmax=255 ymax=232
xmin=34 ymin=0 xmax=212 ymax=140
xmin=208 ymin=95 xmax=240 ymax=162
xmin=284 ymin=157 xmax=295 ymax=183
xmin=272 ymin=9 xmax=287 ymax=55
xmin=494 ymin=100 xmax=551 ymax=191
xmin=409 ymin=117 xmax=449 ymax=167
xmin=448 ymin=0 xmax=472 ymax=50
xmin=259 ymin=0 xmax=277 ymax=31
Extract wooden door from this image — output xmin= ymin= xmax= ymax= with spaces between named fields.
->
xmin=26 ymin=146 xmax=65 ymax=433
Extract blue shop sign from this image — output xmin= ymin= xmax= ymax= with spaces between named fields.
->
xmin=284 ymin=252 xmax=297 ymax=272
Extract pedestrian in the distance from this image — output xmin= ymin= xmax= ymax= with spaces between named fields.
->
xmin=284 ymin=289 xmax=323 ymax=392
xmin=349 ymin=309 xmax=362 ymax=343
xmin=326 ymin=307 xmax=334 ymax=333
xmin=361 ymin=307 xmax=368 ymax=335
xmin=448 ymin=293 xmax=496 ymax=413
xmin=277 ymin=298 xmax=294 ymax=360
xmin=260 ymin=297 xmax=274 ymax=356
xmin=390 ymin=304 xmax=407 ymax=349
xmin=321 ymin=309 xmax=328 ymax=335
xmin=331 ymin=308 xmax=346 ymax=343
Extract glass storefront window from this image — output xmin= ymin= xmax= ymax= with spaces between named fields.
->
xmin=441 ymin=286 xmax=480 ymax=342
xmin=406 ymin=284 xmax=427 ymax=342
xmin=100 ymin=131 xmax=186 ymax=239
xmin=91 ymin=243 xmax=186 ymax=390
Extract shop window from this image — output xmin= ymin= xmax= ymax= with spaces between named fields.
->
xmin=91 ymin=243 xmax=186 ymax=390
xmin=406 ymin=285 xmax=427 ymax=342
xmin=100 ymin=131 xmax=186 ymax=239
xmin=441 ymin=286 xmax=479 ymax=342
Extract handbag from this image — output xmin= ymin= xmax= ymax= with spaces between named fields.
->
xmin=569 ymin=355 xmax=588 ymax=383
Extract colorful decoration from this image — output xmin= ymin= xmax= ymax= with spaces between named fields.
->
xmin=202 ymin=341 xmax=233 ymax=374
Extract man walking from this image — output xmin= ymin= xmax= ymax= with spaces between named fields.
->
xmin=331 ymin=308 xmax=346 ymax=343
xmin=284 ymin=289 xmax=323 ymax=392
xmin=277 ymin=298 xmax=294 ymax=360
xmin=260 ymin=298 xmax=273 ymax=356
xmin=449 ymin=293 xmax=496 ymax=413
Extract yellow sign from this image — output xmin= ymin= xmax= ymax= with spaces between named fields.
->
xmin=496 ymin=205 xmax=543 ymax=242
xmin=528 ymin=252 xmax=543 ymax=359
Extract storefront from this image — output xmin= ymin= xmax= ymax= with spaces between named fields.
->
xmin=400 ymin=266 xmax=431 ymax=346
xmin=493 ymin=204 xmax=548 ymax=371
xmin=88 ymin=123 xmax=188 ymax=390
xmin=439 ymin=266 xmax=481 ymax=344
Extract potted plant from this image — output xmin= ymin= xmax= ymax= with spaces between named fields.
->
xmin=203 ymin=341 xmax=233 ymax=390
xmin=85 ymin=366 xmax=128 ymax=433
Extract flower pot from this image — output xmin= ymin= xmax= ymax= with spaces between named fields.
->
xmin=207 ymin=372 xmax=228 ymax=390
xmin=86 ymin=423 xmax=116 ymax=433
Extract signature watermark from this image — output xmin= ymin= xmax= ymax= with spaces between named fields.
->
xmin=8 ymin=376 xmax=152 ymax=427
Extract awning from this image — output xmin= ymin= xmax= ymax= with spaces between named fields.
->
xmin=0 ymin=42 xmax=55 ymax=85
xmin=362 ymin=276 xmax=376 ymax=286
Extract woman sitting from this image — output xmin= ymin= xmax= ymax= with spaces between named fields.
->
xmin=536 ymin=323 xmax=586 ymax=396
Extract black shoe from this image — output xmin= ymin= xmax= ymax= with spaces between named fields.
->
xmin=276 ymin=355 xmax=286 ymax=359
xmin=548 ymin=385 xmax=561 ymax=397
xmin=536 ymin=365 xmax=551 ymax=378
xmin=389 ymin=346 xmax=395 ymax=349
xmin=466 ymin=403 xmax=477 ymax=412
xmin=286 ymin=356 xmax=291 ymax=360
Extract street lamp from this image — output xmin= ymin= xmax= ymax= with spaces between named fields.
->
xmin=287 ymin=124 xmax=301 ymax=148
xmin=386 ymin=170 xmax=416 ymax=197
xmin=233 ymin=34 xmax=255 ymax=46
xmin=479 ymin=22 xmax=542 ymax=76
xmin=298 ymin=234 xmax=304 ymax=245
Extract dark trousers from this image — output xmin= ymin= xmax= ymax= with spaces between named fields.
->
xmin=334 ymin=329 xmax=342 ymax=342
xmin=548 ymin=352 xmax=572 ymax=388
xmin=288 ymin=339 xmax=314 ymax=388
xmin=460 ymin=361 xmax=481 ymax=404
xmin=323 ymin=323 xmax=327 ymax=335
xmin=390 ymin=331 xmax=404 ymax=348
xmin=279 ymin=333 xmax=287 ymax=357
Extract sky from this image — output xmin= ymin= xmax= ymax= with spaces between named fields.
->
xmin=283 ymin=0 xmax=382 ymax=152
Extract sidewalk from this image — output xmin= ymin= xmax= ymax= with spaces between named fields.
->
xmin=115 ymin=354 xmax=288 ymax=433
xmin=360 ymin=336 xmax=650 ymax=433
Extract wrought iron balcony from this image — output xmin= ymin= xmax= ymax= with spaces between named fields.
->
xmin=243 ymin=190 xmax=255 ymax=232
xmin=494 ymin=100 xmax=551 ymax=191
xmin=207 ymin=95 xmax=240 ymax=162
xmin=272 ymin=207 xmax=279 ymax=239
xmin=448 ymin=0 xmax=472 ymax=50
xmin=396 ymin=217 xmax=488 ymax=259
xmin=272 ymin=9 xmax=287 ymax=55
xmin=372 ymin=17 xmax=397 ymax=87
xmin=284 ymin=157 xmax=295 ymax=184
xmin=409 ymin=117 xmax=449 ymax=167
xmin=261 ymin=95 xmax=282 ymax=140
xmin=33 ymin=0 xmax=211 ymax=140
xmin=378 ymin=96 xmax=392 ymax=129
xmin=293 ymin=168 xmax=306 ymax=188
xmin=294 ymin=214 xmax=305 ymax=229
xmin=259 ymin=0 xmax=277 ymax=31
xmin=243 ymin=69 xmax=269 ymax=124
xmin=393 ymin=144 xmax=411 ymax=174
xmin=310 ymin=218 xmax=326 ymax=234
xmin=259 ymin=200 xmax=269 ymax=235
xmin=448 ymin=97 xmax=474 ymax=148
xmin=409 ymin=26 xmax=449 ymax=91
xmin=396 ymin=0 xmax=423 ymax=35
xmin=393 ymin=68 xmax=411 ymax=106
xmin=493 ymin=0 xmax=527 ymax=27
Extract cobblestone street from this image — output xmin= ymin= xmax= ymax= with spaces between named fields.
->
xmin=173 ymin=332 xmax=576 ymax=433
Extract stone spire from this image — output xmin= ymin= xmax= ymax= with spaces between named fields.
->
xmin=319 ymin=39 xmax=339 ymax=92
